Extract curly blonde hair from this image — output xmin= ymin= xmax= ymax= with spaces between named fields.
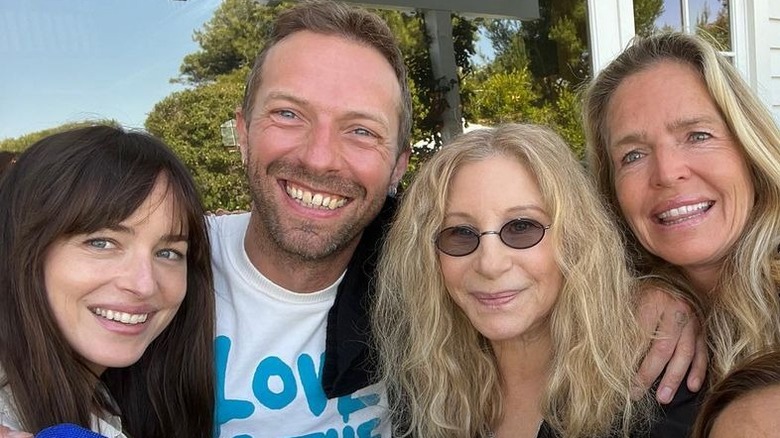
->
xmin=373 ymin=124 xmax=650 ymax=437
xmin=583 ymin=32 xmax=780 ymax=384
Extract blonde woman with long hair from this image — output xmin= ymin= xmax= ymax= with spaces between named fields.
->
xmin=583 ymin=32 xmax=780 ymax=387
xmin=373 ymin=124 xmax=663 ymax=437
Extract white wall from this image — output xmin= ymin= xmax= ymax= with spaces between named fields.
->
xmin=768 ymin=0 xmax=780 ymax=123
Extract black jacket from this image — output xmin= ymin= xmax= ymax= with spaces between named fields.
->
xmin=321 ymin=197 xmax=396 ymax=398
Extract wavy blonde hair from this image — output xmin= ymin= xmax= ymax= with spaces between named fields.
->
xmin=583 ymin=32 xmax=780 ymax=384
xmin=373 ymin=124 xmax=650 ymax=437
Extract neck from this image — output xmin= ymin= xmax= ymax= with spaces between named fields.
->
xmin=491 ymin=331 xmax=551 ymax=437
xmin=244 ymin=212 xmax=360 ymax=293
xmin=683 ymin=264 xmax=721 ymax=296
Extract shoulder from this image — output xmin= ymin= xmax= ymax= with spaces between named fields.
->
xmin=206 ymin=212 xmax=251 ymax=248
xmin=0 ymin=373 xmax=22 ymax=429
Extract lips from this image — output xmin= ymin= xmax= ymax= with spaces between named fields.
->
xmin=655 ymin=201 xmax=714 ymax=225
xmin=473 ymin=291 xmax=519 ymax=307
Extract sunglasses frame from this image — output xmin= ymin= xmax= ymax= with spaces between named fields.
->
xmin=435 ymin=218 xmax=551 ymax=257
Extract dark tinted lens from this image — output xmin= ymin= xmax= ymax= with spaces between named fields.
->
xmin=436 ymin=226 xmax=479 ymax=256
xmin=500 ymin=219 xmax=545 ymax=249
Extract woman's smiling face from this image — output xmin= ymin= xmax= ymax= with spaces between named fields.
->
xmin=605 ymin=60 xmax=754 ymax=291
xmin=438 ymin=155 xmax=562 ymax=346
xmin=44 ymin=178 xmax=188 ymax=375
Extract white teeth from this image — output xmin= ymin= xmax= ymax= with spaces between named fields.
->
xmin=657 ymin=202 xmax=712 ymax=220
xmin=285 ymin=183 xmax=347 ymax=210
xmin=93 ymin=307 xmax=149 ymax=325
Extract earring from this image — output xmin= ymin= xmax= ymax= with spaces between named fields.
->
xmin=387 ymin=185 xmax=398 ymax=198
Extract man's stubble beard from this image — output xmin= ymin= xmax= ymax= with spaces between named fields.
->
xmin=246 ymin=160 xmax=385 ymax=262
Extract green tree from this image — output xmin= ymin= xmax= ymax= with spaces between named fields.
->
xmin=634 ymin=0 xmax=665 ymax=37
xmin=176 ymin=0 xmax=289 ymax=85
xmin=467 ymin=0 xmax=663 ymax=158
xmin=146 ymin=69 xmax=249 ymax=211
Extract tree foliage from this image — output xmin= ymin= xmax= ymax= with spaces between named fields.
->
xmin=176 ymin=0 xmax=289 ymax=85
xmin=146 ymin=69 xmax=249 ymax=211
xmin=634 ymin=0 xmax=665 ymax=37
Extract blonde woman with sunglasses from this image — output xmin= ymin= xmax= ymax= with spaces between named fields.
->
xmin=372 ymin=124 xmax=686 ymax=437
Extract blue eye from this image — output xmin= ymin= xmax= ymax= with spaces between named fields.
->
xmin=352 ymin=127 xmax=374 ymax=137
xmin=276 ymin=109 xmax=297 ymax=119
xmin=622 ymin=150 xmax=643 ymax=165
xmin=689 ymin=132 xmax=711 ymax=142
xmin=157 ymin=249 xmax=185 ymax=260
xmin=86 ymin=238 xmax=114 ymax=249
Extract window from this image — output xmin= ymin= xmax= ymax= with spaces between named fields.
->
xmin=636 ymin=0 xmax=733 ymax=61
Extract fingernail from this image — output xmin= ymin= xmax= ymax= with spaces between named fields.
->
xmin=658 ymin=386 xmax=673 ymax=403
xmin=689 ymin=377 xmax=701 ymax=391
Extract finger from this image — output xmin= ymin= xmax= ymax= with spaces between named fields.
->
xmin=655 ymin=313 xmax=697 ymax=403
xmin=0 ymin=426 xmax=33 ymax=438
xmin=636 ymin=332 xmax=675 ymax=393
xmin=636 ymin=307 xmax=693 ymax=398
xmin=686 ymin=316 xmax=708 ymax=392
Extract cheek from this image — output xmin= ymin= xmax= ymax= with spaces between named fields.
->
xmin=160 ymin=267 xmax=188 ymax=308
xmin=614 ymin=180 xmax=644 ymax=227
xmin=43 ymin=264 xmax=79 ymax=322
xmin=248 ymin=126 xmax=297 ymax=160
xmin=439 ymin=257 xmax=465 ymax=296
xmin=345 ymin=152 xmax=394 ymax=186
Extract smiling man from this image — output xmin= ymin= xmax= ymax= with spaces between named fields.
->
xmin=208 ymin=1 xmax=410 ymax=435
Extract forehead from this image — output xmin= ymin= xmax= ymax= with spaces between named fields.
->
xmin=257 ymin=31 xmax=401 ymax=119
xmin=446 ymin=156 xmax=544 ymax=214
xmin=605 ymin=61 xmax=718 ymax=136
xmin=711 ymin=385 xmax=780 ymax=437
xmin=123 ymin=177 xmax=189 ymax=233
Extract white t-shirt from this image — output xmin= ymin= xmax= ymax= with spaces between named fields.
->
xmin=209 ymin=214 xmax=391 ymax=437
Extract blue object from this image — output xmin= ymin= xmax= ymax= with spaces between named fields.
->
xmin=35 ymin=424 xmax=107 ymax=438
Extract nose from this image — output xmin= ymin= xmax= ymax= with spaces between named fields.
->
xmin=650 ymin=143 xmax=690 ymax=188
xmin=299 ymin=120 xmax=341 ymax=173
xmin=473 ymin=234 xmax=513 ymax=279
xmin=117 ymin=252 xmax=156 ymax=297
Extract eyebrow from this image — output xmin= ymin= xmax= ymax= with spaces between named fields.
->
xmin=668 ymin=115 xmax=720 ymax=131
xmin=610 ymin=131 xmax=646 ymax=150
xmin=444 ymin=205 xmax=548 ymax=221
xmin=265 ymin=91 xmax=309 ymax=107
xmin=104 ymin=224 xmax=188 ymax=243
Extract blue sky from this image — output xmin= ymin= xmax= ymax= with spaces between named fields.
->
xmin=0 ymin=0 xmax=221 ymax=140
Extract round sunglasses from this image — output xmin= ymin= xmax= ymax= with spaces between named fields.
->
xmin=435 ymin=218 xmax=551 ymax=257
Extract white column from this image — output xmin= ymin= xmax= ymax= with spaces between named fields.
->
xmin=423 ymin=9 xmax=463 ymax=143
xmin=587 ymin=0 xmax=636 ymax=75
